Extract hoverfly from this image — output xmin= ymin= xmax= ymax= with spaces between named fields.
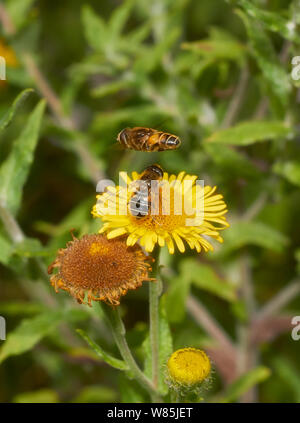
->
xmin=117 ymin=127 xmax=181 ymax=152
xmin=129 ymin=164 xmax=164 ymax=218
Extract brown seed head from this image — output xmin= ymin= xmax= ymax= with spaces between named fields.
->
xmin=48 ymin=233 xmax=154 ymax=306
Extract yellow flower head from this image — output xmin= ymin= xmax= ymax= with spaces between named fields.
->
xmin=48 ymin=233 xmax=154 ymax=306
xmin=167 ymin=348 xmax=211 ymax=388
xmin=92 ymin=170 xmax=229 ymax=254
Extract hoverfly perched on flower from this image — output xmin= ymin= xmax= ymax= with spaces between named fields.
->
xmin=129 ymin=164 xmax=164 ymax=218
xmin=117 ymin=127 xmax=181 ymax=152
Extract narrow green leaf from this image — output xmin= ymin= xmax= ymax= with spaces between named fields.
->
xmin=81 ymin=5 xmax=107 ymax=52
xmin=108 ymin=0 xmax=134 ymax=39
xmin=76 ymin=329 xmax=129 ymax=371
xmin=143 ymin=298 xmax=173 ymax=395
xmin=181 ymin=39 xmax=245 ymax=63
xmin=180 ymin=259 xmax=237 ymax=302
xmin=272 ymin=357 xmax=300 ymax=402
xmin=5 ymin=0 xmax=36 ymax=30
xmin=205 ymin=121 xmax=292 ymax=146
xmin=0 ymin=301 xmax=43 ymax=316
xmin=204 ymin=143 xmax=260 ymax=178
xmin=0 ymin=89 xmax=34 ymax=133
xmin=220 ymin=221 xmax=289 ymax=254
xmin=237 ymin=0 xmax=300 ymax=43
xmin=0 ymin=100 xmax=46 ymax=215
xmin=72 ymin=385 xmax=117 ymax=403
xmin=237 ymin=10 xmax=291 ymax=106
xmin=134 ymin=27 xmax=180 ymax=74
xmin=91 ymin=79 xmax=132 ymax=98
xmin=13 ymin=389 xmax=59 ymax=403
xmin=165 ymin=276 xmax=191 ymax=323
xmin=273 ymin=160 xmax=300 ymax=187
xmin=0 ymin=309 xmax=88 ymax=364
xmin=0 ymin=233 xmax=13 ymax=265
xmin=0 ymin=311 xmax=64 ymax=364
xmin=218 ymin=366 xmax=271 ymax=403
xmin=119 ymin=375 xmax=146 ymax=403
xmin=13 ymin=238 xmax=47 ymax=258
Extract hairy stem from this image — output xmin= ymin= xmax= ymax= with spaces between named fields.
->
xmin=149 ymin=248 xmax=162 ymax=390
xmin=103 ymin=305 xmax=162 ymax=402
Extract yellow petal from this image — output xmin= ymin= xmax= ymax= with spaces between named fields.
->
xmin=107 ymin=227 xmax=127 ymax=239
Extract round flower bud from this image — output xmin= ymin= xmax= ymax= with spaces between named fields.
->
xmin=167 ymin=348 xmax=211 ymax=390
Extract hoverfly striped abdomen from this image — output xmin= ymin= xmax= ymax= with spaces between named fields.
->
xmin=117 ymin=127 xmax=181 ymax=152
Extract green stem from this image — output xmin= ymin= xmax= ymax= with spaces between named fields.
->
xmin=103 ymin=304 xmax=162 ymax=402
xmin=149 ymin=248 xmax=162 ymax=390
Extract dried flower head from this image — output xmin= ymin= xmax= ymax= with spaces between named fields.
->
xmin=167 ymin=348 xmax=211 ymax=390
xmin=48 ymin=233 xmax=154 ymax=306
xmin=93 ymin=170 xmax=229 ymax=254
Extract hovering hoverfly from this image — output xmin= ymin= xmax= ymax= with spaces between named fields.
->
xmin=129 ymin=164 xmax=164 ymax=218
xmin=117 ymin=127 xmax=181 ymax=152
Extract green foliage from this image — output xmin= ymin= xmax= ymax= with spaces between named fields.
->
xmin=0 ymin=310 xmax=87 ymax=364
xmin=143 ymin=298 xmax=173 ymax=395
xmin=0 ymin=89 xmax=34 ymax=133
xmin=76 ymin=329 xmax=129 ymax=371
xmin=273 ymin=160 xmax=300 ymax=187
xmin=205 ymin=121 xmax=292 ymax=146
xmin=13 ymin=389 xmax=59 ymax=403
xmin=0 ymin=99 xmax=46 ymax=215
xmin=219 ymin=221 xmax=289 ymax=255
xmin=0 ymin=0 xmax=299 ymax=405
xmin=72 ymin=385 xmax=118 ymax=403
xmin=215 ymin=366 xmax=271 ymax=403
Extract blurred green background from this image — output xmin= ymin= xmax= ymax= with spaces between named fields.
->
xmin=0 ymin=0 xmax=299 ymax=403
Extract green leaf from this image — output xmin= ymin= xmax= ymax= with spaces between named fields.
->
xmin=119 ymin=375 xmax=146 ymax=403
xmin=91 ymin=79 xmax=133 ymax=98
xmin=272 ymin=357 xmax=300 ymax=402
xmin=237 ymin=10 xmax=291 ymax=106
xmin=217 ymin=366 xmax=271 ymax=403
xmin=81 ymin=5 xmax=107 ymax=52
xmin=5 ymin=0 xmax=36 ymax=30
xmin=108 ymin=0 xmax=134 ymax=39
xmin=134 ymin=27 xmax=180 ymax=74
xmin=220 ymin=221 xmax=289 ymax=254
xmin=13 ymin=389 xmax=59 ymax=403
xmin=143 ymin=298 xmax=173 ymax=395
xmin=0 ymin=100 xmax=46 ymax=215
xmin=205 ymin=121 xmax=292 ymax=146
xmin=273 ymin=160 xmax=300 ymax=187
xmin=76 ymin=329 xmax=129 ymax=371
xmin=0 ymin=233 xmax=13 ymax=265
xmin=181 ymin=38 xmax=245 ymax=63
xmin=0 ymin=89 xmax=34 ymax=133
xmin=180 ymin=259 xmax=237 ymax=302
xmin=0 ymin=309 xmax=88 ymax=364
xmin=0 ymin=311 xmax=64 ymax=364
xmin=0 ymin=301 xmax=44 ymax=316
xmin=72 ymin=385 xmax=117 ymax=403
xmin=13 ymin=238 xmax=48 ymax=258
xmin=237 ymin=0 xmax=300 ymax=43
xmin=204 ymin=143 xmax=260 ymax=178
xmin=165 ymin=276 xmax=191 ymax=323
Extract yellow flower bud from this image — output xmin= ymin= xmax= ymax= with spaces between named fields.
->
xmin=167 ymin=348 xmax=211 ymax=389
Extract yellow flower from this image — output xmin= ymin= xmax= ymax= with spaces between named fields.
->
xmin=167 ymin=348 xmax=211 ymax=388
xmin=92 ymin=170 xmax=229 ymax=254
xmin=48 ymin=233 xmax=154 ymax=306
xmin=0 ymin=39 xmax=18 ymax=67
